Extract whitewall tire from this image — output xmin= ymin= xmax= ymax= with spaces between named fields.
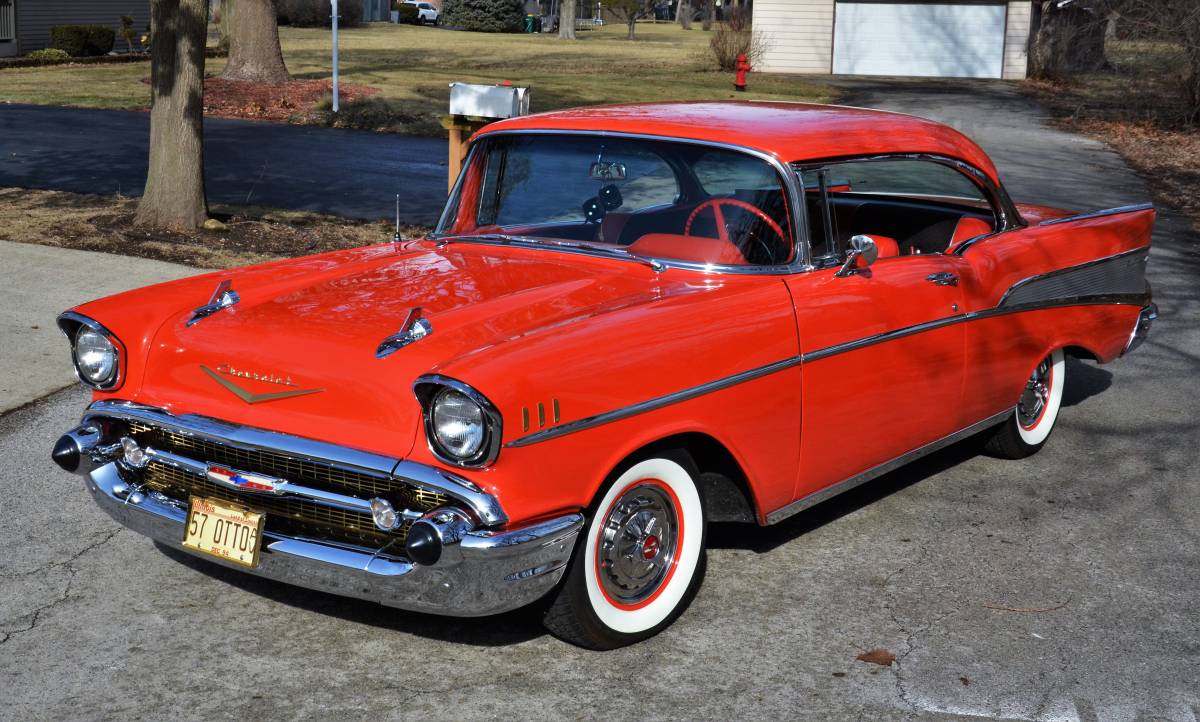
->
xmin=542 ymin=452 xmax=707 ymax=649
xmin=985 ymin=349 xmax=1067 ymax=459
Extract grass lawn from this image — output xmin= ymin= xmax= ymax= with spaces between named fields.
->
xmin=1023 ymin=40 xmax=1200 ymax=234
xmin=0 ymin=23 xmax=833 ymax=134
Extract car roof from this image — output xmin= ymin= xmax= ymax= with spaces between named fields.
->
xmin=476 ymin=101 xmax=1002 ymax=186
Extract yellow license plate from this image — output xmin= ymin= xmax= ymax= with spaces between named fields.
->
xmin=182 ymin=496 xmax=265 ymax=569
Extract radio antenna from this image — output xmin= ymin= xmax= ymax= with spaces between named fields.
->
xmin=393 ymin=194 xmax=401 ymax=243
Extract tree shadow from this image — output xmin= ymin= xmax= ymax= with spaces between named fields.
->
xmin=153 ymin=542 xmax=549 ymax=646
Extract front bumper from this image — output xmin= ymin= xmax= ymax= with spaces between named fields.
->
xmin=84 ymin=461 xmax=583 ymax=617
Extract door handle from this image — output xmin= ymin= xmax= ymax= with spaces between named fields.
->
xmin=926 ymin=272 xmax=959 ymax=286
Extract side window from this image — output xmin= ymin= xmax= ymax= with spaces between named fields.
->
xmin=800 ymin=158 xmax=996 ymax=260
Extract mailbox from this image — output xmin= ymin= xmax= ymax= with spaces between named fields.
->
xmin=448 ymin=83 xmax=530 ymax=120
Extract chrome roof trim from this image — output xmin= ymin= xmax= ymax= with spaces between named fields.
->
xmin=1038 ymin=202 xmax=1154 ymax=226
xmin=436 ymin=128 xmax=815 ymax=273
xmin=82 ymin=400 xmax=508 ymax=526
xmin=505 ymin=356 xmax=803 ymax=448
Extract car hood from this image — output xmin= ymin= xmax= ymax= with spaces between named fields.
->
xmin=134 ymin=242 xmax=684 ymax=458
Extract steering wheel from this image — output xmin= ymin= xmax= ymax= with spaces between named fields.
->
xmin=684 ymin=199 xmax=787 ymax=263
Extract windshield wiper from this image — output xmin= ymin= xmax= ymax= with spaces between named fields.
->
xmin=432 ymin=233 xmax=666 ymax=272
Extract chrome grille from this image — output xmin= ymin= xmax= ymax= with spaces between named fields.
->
xmin=126 ymin=421 xmax=449 ymax=548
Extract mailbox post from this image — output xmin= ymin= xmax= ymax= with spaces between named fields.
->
xmin=442 ymin=83 xmax=530 ymax=194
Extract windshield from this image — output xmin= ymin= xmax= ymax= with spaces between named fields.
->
xmin=436 ymin=135 xmax=796 ymax=267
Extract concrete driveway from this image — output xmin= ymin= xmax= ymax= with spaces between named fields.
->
xmin=0 ymin=241 xmax=199 ymax=413
xmin=2 ymin=84 xmax=1197 ymax=720
xmin=0 ymin=105 xmax=449 ymax=223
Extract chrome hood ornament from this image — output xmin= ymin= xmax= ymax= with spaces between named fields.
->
xmin=187 ymin=279 xmax=240 ymax=327
xmin=376 ymin=307 xmax=433 ymax=358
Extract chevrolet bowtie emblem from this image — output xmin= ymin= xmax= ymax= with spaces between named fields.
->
xmin=201 ymin=365 xmax=324 ymax=404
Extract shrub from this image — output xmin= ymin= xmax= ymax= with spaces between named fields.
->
xmin=442 ymin=0 xmax=524 ymax=32
xmin=709 ymin=7 xmax=767 ymax=71
xmin=395 ymin=2 xmax=420 ymax=23
xmin=278 ymin=0 xmax=363 ymax=27
xmin=50 ymin=24 xmax=117 ymax=57
xmin=26 ymin=48 xmax=71 ymax=62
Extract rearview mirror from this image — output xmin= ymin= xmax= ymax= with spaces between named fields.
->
xmin=589 ymin=162 xmax=627 ymax=181
xmin=835 ymin=235 xmax=879 ymax=277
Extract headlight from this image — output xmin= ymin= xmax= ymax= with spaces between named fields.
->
xmin=75 ymin=327 xmax=118 ymax=386
xmin=415 ymin=376 xmax=501 ymax=468
xmin=432 ymin=388 xmax=485 ymax=459
xmin=58 ymin=313 xmax=123 ymax=390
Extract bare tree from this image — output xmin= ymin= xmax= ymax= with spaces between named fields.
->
xmin=559 ymin=0 xmax=576 ymax=39
xmin=221 ymin=0 xmax=290 ymax=83
xmin=606 ymin=0 xmax=652 ymax=40
xmin=1106 ymin=0 xmax=1200 ymax=123
xmin=701 ymin=0 xmax=713 ymax=31
xmin=1029 ymin=1 xmax=1107 ymax=78
xmin=136 ymin=0 xmax=209 ymax=229
xmin=678 ymin=0 xmax=692 ymax=29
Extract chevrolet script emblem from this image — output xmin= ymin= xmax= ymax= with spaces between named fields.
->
xmin=201 ymin=365 xmax=324 ymax=404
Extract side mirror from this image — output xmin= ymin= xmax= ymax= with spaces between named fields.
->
xmin=835 ymin=235 xmax=879 ymax=277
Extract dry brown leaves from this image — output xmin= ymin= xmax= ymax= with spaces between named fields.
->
xmin=855 ymin=649 xmax=896 ymax=667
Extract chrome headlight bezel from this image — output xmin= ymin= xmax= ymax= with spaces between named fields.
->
xmin=57 ymin=312 xmax=125 ymax=391
xmin=413 ymin=375 xmax=502 ymax=468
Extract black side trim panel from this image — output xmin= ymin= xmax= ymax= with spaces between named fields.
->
xmin=998 ymin=248 xmax=1149 ymax=308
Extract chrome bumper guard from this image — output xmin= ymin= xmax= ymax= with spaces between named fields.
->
xmin=84 ymin=462 xmax=583 ymax=616
xmin=62 ymin=400 xmax=584 ymax=617
xmin=1124 ymin=302 xmax=1158 ymax=356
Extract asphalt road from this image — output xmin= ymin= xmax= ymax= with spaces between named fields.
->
xmin=0 ymin=104 xmax=449 ymax=223
xmin=2 ymin=84 xmax=1198 ymax=720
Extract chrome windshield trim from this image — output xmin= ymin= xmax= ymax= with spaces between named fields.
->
xmin=505 ymin=356 xmax=802 ymax=448
xmin=435 ymin=128 xmax=813 ymax=273
xmin=1038 ymin=202 xmax=1154 ymax=226
xmin=82 ymin=400 xmax=508 ymax=526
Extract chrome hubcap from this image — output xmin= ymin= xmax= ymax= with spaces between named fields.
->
xmin=1018 ymin=358 xmax=1052 ymax=428
xmin=598 ymin=484 xmax=678 ymax=605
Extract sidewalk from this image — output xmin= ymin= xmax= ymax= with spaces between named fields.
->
xmin=0 ymin=241 xmax=199 ymax=413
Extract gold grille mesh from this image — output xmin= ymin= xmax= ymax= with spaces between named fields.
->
xmin=126 ymin=422 xmax=449 ymax=548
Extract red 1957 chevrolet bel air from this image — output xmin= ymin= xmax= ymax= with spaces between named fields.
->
xmin=52 ymin=102 xmax=1156 ymax=649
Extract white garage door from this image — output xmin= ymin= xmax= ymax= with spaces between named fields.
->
xmin=833 ymin=2 xmax=1007 ymax=79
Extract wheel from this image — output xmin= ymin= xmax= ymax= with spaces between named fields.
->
xmin=984 ymin=348 xmax=1066 ymax=459
xmin=542 ymin=451 xmax=707 ymax=649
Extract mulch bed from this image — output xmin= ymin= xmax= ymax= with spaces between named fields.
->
xmin=201 ymin=77 xmax=380 ymax=122
xmin=135 ymin=76 xmax=381 ymax=123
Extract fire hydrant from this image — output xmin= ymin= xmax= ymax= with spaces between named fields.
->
xmin=734 ymin=53 xmax=750 ymax=92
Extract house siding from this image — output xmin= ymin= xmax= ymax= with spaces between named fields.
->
xmin=1002 ymin=0 xmax=1032 ymax=79
xmin=17 ymin=0 xmax=151 ymax=55
xmin=753 ymin=0 xmax=835 ymax=74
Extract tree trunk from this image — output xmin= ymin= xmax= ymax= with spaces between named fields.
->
xmin=221 ymin=0 xmax=290 ymax=82
xmin=559 ymin=0 xmax=576 ymax=39
xmin=136 ymin=0 xmax=209 ymax=230
xmin=219 ymin=0 xmax=232 ymax=50
xmin=701 ymin=0 xmax=712 ymax=30
xmin=678 ymin=0 xmax=691 ymax=29
xmin=627 ymin=14 xmax=636 ymax=40
xmin=1029 ymin=1 xmax=1107 ymax=78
